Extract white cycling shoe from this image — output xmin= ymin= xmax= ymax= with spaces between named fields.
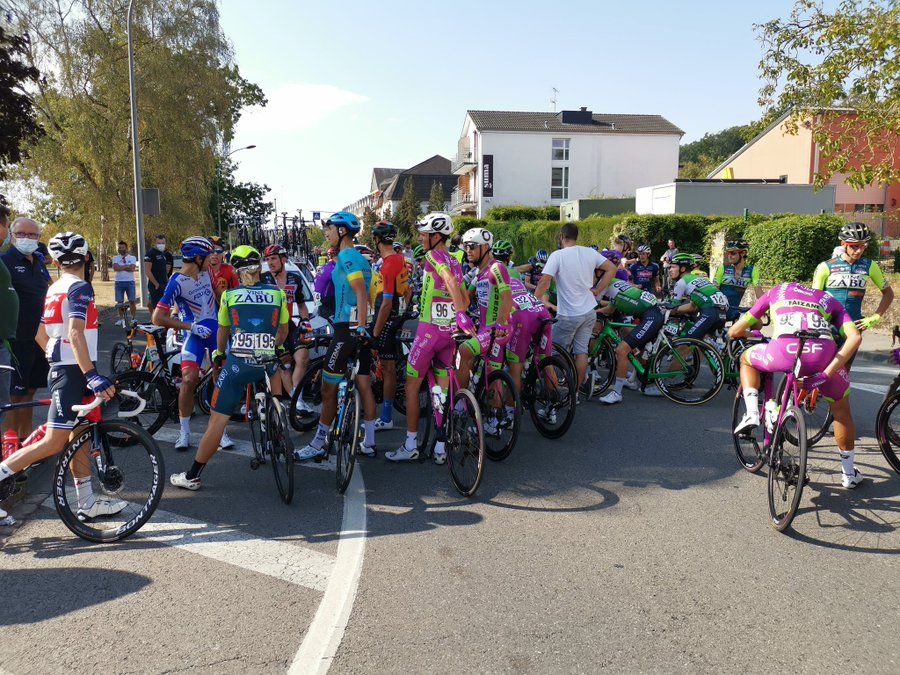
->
xmin=841 ymin=468 xmax=863 ymax=489
xmin=734 ymin=412 xmax=760 ymax=436
xmin=624 ymin=375 xmax=640 ymax=391
xmin=77 ymin=496 xmax=128 ymax=519
xmin=373 ymin=419 xmax=394 ymax=432
xmin=219 ymin=431 xmax=235 ymax=449
xmin=642 ymin=384 xmax=662 ymax=397
xmin=386 ymin=446 xmax=419 ymax=462
xmin=170 ymin=472 xmax=201 ymax=491
xmin=295 ymin=444 xmax=326 ymax=462
xmin=483 ymin=417 xmax=500 ymax=436
xmin=174 ymin=430 xmax=191 ymax=451
xmin=599 ymin=390 xmax=623 ymax=405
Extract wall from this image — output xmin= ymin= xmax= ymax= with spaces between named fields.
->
xmin=562 ymin=198 xmax=636 ymax=221
xmin=636 ymin=182 xmax=835 ymax=215
xmin=711 ymin=120 xmax=813 ymax=182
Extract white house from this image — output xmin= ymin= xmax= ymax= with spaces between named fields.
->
xmin=451 ymin=108 xmax=683 ymax=218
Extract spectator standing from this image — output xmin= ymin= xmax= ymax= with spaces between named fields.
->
xmin=535 ymin=223 xmax=616 ymax=389
xmin=208 ymin=235 xmax=238 ymax=301
xmin=1 ymin=218 xmax=50 ymax=440
xmin=660 ymin=239 xmax=677 ymax=291
xmin=113 ymin=240 xmax=137 ymax=326
xmin=144 ymin=234 xmax=174 ymax=311
xmin=0 ymin=204 xmax=18 ymax=427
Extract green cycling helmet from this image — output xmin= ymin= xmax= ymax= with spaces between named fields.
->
xmin=493 ymin=240 xmax=513 ymax=257
xmin=231 ymin=244 xmax=261 ymax=269
xmin=413 ymin=244 xmax=425 ymax=261
xmin=671 ymin=252 xmax=694 ymax=267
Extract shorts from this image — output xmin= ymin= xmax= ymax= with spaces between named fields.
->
xmin=282 ymin=321 xmax=302 ymax=354
xmin=508 ymin=308 xmax=552 ymax=364
xmin=0 ymin=344 xmax=10 ymax=424
xmin=462 ymin=327 xmax=506 ymax=370
xmin=372 ymin=315 xmax=403 ymax=361
xmin=743 ymin=337 xmax=850 ymax=402
xmin=181 ymin=318 xmax=218 ymax=371
xmin=115 ymin=280 xmax=136 ymax=304
xmin=322 ymin=322 xmax=373 ymax=385
xmin=553 ymin=310 xmax=596 ymax=356
xmin=406 ymin=321 xmax=455 ymax=379
xmin=622 ymin=306 xmax=665 ymax=350
xmin=47 ymin=364 xmax=89 ymax=430
xmin=685 ymin=306 xmax=726 ymax=340
xmin=210 ymin=356 xmax=274 ymax=415
xmin=9 ymin=339 xmax=49 ymax=396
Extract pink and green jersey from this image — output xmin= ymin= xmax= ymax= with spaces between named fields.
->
xmin=420 ymin=248 xmax=464 ymax=327
xmin=744 ymin=282 xmax=853 ymax=339
xmin=466 ymin=260 xmax=512 ymax=327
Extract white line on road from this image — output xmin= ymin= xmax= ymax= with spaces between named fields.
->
xmin=289 ymin=466 xmax=367 ymax=675
xmin=850 ymin=382 xmax=889 ymax=396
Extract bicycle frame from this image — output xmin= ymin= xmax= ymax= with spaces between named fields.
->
xmin=592 ymin=317 xmax=698 ymax=382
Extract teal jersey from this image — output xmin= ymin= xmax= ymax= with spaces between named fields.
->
xmin=713 ymin=263 xmax=760 ymax=308
xmin=811 ymin=256 xmax=887 ymax=321
xmin=332 ymin=247 xmax=372 ymax=324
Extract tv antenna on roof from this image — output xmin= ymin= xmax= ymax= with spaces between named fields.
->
xmin=550 ymin=87 xmax=559 ymax=112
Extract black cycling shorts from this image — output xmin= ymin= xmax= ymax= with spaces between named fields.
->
xmin=685 ymin=306 xmax=726 ymax=340
xmin=623 ymin=306 xmax=665 ymax=350
xmin=323 ymin=323 xmax=373 ymax=384
xmin=371 ymin=315 xmax=403 ymax=361
xmin=10 ymin=339 xmax=49 ymax=396
xmin=47 ymin=364 xmax=89 ymax=430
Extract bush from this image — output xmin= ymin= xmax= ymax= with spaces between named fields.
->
xmin=745 ymin=214 xmax=846 ymax=282
xmin=615 ymin=214 xmax=719 ymax=261
xmin=486 ymin=205 xmax=560 ymax=222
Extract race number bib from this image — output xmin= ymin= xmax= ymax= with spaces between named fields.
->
xmin=639 ymin=291 xmax=657 ymax=306
xmin=663 ymin=321 xmax=679 ymax=336
xmin=777 ymin=311 xmax=830 ymax=334
xmin=710 ymin=291 xmax=729 ymax=308
xmin=514 ymin=295 xmax=534 ymax=311
xmin=431 ymin=299 xmax=453 ymax=326
xmin=231 ymin=331 xmax=276 ymax=357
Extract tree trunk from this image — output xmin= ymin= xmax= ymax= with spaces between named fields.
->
xmin=99 ymin=215 xmax=110 ymax=282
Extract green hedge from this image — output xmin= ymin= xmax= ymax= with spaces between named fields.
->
xmin=486 ymin=205 xmax=560 ymax=222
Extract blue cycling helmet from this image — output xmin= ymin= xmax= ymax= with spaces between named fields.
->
xmin=180 ymin=236 xmax=213 ymax=261
xmin=536 ymin=249 xmax=549 ymax=263
xmin=326 ymin=211 xmax=361 ymax=233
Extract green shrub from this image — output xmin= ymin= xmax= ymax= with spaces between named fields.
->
xmin=745 ymin=214 xmax=845 ymax=282
xmin=486 ymin=205 xmax=560 ymax=222
xmin=615 ymin=214 xmax=719 ymax=261
xmin=452 ymin=216 xmax=489 ymax=233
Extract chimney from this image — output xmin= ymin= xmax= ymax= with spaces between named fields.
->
xmin=559 ymin=107 xmax=593 ymax=125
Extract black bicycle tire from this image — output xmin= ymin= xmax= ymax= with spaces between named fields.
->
xmin=416 ymin=387 xmax=436 ymax=458
xmin=447 ymin=388 xmax=484 ymax=497
xmin=480 ymin=369 xmax=521 ymax=462
xmin=875 ymin=390 xmax=900 ymax=474
xmin=53 ymin=420 xmax=165 ymax=543
xmin=109 ymin=341 xmax=134 ymax=375
xmin=652 ymin=338 xmax=724 ymax=406
xmin=586 ymin=338 xmax=617 ymax=399
xmin=767 ymin=405 xmax=808 ymax=532
xmin=775 ymin=376 xmax=833 ymax=447
xmin=528 ymin=354 xmax=577 ymax=439
xmin=731 ymin=386 xmax=764 ymax=473
xmin=552 ymin=342 xmax=578 ymax=385
xmin=267 ymin=398 xmax=295 ymax=504
xmin=112 ymin=371 xmax=170 ymax=437
xmin=392 ymin=356 xmax=409 ymax=416
xmin=289 ymin=357 xmax=324 ymax=432
xmin=336 ymin=387 xmax=359 ymax=494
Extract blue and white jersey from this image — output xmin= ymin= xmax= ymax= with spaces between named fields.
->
xmin=156 ymin=271 xmax=217 ymax=325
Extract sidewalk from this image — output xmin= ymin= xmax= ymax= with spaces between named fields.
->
xmin=854 ymin=328 xmax=895 ymax=365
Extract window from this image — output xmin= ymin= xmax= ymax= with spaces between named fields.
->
xmin=552 ymin=138 xmax=570 ymax=161
xmin=551 ymin=166 xmax=569 ymax=199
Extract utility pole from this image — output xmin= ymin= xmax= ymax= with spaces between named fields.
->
xmin=126 ymin=0 xmax=148 ymax=308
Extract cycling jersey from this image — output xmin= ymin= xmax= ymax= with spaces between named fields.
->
xmin=419 ymin=248 xmax=463 ymax=327
xmin=156 ymin=271 xmax=217 ymax=325
xmin=811 ymin=256 xmax=887 ymax=321
xmin=672 ymin=273 xmax=729 ymax=310
xmin=628 ymin=261 xmax=659 ymax=293
xmin=601 ymin=279 xmax=658 ymax=316
xmin=314 ymin=260 xmax=336 ymax=318
xmin=467 ymin=261 xmax=511 ymax=327
xmin=332 ymin=247 xmax=372 ymax=324
xmin=370 ymin=252 xmax=409 ymax=317
xmin=744 ymin=282 xmax=852 ymax=340
xmin=506 ymin=264 xmax=522 ymax=280
xmin=210 ymin=263 xmax=239 ymax=297
xmin=713 ymin=263 xmax=760 ymax=308
xmin=507 ymin=278 xmax=552 ymax=364
xmin=262 ymin=269 xmax=306 ymax=318
xmin=42 ymin=273 xmax=98 ymax=366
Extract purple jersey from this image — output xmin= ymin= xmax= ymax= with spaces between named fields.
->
xmin=510 ymin=278 xmax=542 ymax=314
xmin=745 ymin=282 xmax=853 ymax=339
xmin=470 ymin=260 xmax=511 ymax=326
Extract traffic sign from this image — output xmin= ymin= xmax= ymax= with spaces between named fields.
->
xmin=313 ymin=211 xmax=320 ymax=221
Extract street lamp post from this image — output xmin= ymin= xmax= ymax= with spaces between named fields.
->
xmin=126 ymin=0 xmax=148 ymax=308
xmin=216 ymin=144 xmax=257 ymax=238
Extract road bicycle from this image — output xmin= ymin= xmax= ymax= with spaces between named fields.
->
xmin=519 ymin=318 xmax=577 ymax=439
xmin=0 ymin=382 xmax=163 ymax=542
xmin=468 ymin=327 xmax=520 ymax=462
xmin=873 ymin=325 xmax=900 ymax=475
xmin=730 ymin=329 xmax=832 ymax=532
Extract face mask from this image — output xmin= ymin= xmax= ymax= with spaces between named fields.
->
xmin=14 ymin=238 xmax=39 ymax=255
xmin=155 ymin=243 xmax=166 ymax=251
xmin=1 ymin=230 xmax=10 ymax=249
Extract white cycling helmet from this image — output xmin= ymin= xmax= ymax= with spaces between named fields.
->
xmin=48 ymin=232 xmax=89 ymax=265
xmin=416 ymin=212 xmax=454 ymax=236
xmin=462 ymin=227 xmax=493 ymax=248
xmin=839 ymin=221 xmax=871 ymax=243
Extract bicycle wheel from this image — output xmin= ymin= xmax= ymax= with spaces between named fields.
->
xmin=53 ymin=420 xmax=165 ymax=543
xmin=731 ymin=387 xmax=764 ymax=473
xmin=195 ymin=369 xmax=216 ymax=416
xmin=776 ymin=376 xmax=832 ymax=447
xmin=111 ymin=371 xmax=169 ymax=437
xmin=480 ymin=369 xmax=520 ymax=462
xmin=447 ymin=388 xmax=484 ymax=497
xmin=110 ymin=341 xmax=135 ymax=375
xmin=528 ymin=354 xmax=577 ymax=439
xmin=552 ymin=343 xmax=578 ymax=384
xmin=652 ymin=338 xmax=724 ymax=405
xmin=267 ymin=398 xmax=295 ymax=504
xmin=875 ymin=390 xmax=900 ymax=474
xmin=416 ymin=386 xmax=436 ymax=459
xmin=767 ymin=405 xmax=808 ymax=532
xmin=289 ymin=358 xmax=324 ymax=432
xmin=585 ymin=338 xmax=616 ymax=399
xmin=336 ymin=388 xmax=360 ymax=494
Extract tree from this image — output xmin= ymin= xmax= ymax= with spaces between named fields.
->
xmin=211 ymin=157 xmax=274 ymax=233
xmin=678 ymin=125 xmax=755 ymax=178
xmin=362 ymin=206 xmax=377 ymax=229
xmin=756 ymin=0 xmax=900 ymax=189
xmin=0 ymin=26 xmax=43 ymax=177
xmin=428 ymin=180 xmax=445 ymax=212
xmin=394 ymin=177 xmax=421 ymax=240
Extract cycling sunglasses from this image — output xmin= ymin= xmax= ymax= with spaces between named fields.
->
xmin=844 ymin=241 xmax=867 ymax=250
xmin=463 ymin=242 xmax=483 ymax=251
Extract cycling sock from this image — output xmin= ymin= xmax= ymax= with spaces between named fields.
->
xmin=0 ymin=461 xmax=14 ymax=480
xmin=312 ymin=422 xmax=329 ymax=450
xmin=405 ymin=431 xmax=417 ymax=451
xmin=186 ymin=461 xmax=206 ymax=481
xmin=434 ymin=441 xmax=446 ymax=456
xmin=742 ymin=388 xmax=759 ymax=416
xmin=840 ymin=451 xmax=855 ymax=475
xmin=74 ymin=475 xmax=93 ymax=508
xmin=179 ymin=416 xmax=191 ymax=435
xmin=381 ymin=400 xmax=393 ymax=423
xmin=363 ymin=419 xmax=375 ymax=447
xmin=613 ymin=377 xmax=626 ymax=395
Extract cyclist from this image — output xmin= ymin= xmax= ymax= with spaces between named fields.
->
xmin=668 ymin=252 xmax=729 ymax=341
xmin=518 ymin=249 xmax=549 ymax=292
xmin=153 ymin=237 xmax=233 ymax=451
xmin=492 ymin=240 xmax=521 ymax=279
xmin=506 ymin=276 xmax=553 ymax=392
xmin=387 ymin=212 xmax=474 ymax=464
xmin=169 ymin=246 xmax=290 ymax=491
xmin=208 ymin=236 xmax=239 ymax=300
xmin=0 ymin=233 xmax=123 ymax=519
xmin=628 ymin=244 xmax=661 ymax=295
xmin=690 ymin=253 xmax=708 ymax=278
xmin=713 ymin=239 xmax=761 ymax=321
xmin=601 ymin=249 xmax=629 ymax=282
xmin=812 ymin=222 xmax=893 ymax=333
xmin=730 ymin=282 xmax=864 ymax=488
xmin=262 ymin=244 xmax=311 ymax=399
xmin=296 ymin=212 xmax=378 ymax=461
xmin=314 ymin=247 xmax=337 ymax=320
xmin=369 ymin=221 xmax=410 ymax=432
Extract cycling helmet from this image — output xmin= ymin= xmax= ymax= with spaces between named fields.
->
xmin=392 ymin=241 xmax=403 ymax=252
xmin=691 ymin=253 xmax=704 ymax=266
xmin=264 ymin=244 xmax=287 ymax=258
xmin=601 ymin=248 xmax=622 ymax=265
xmin=230 ymin=245 xmax=261 ymax=270
xmin=536 ymin=249 xmax=549 ymax=263
xmin=725 ymin=239 xmax=749 ymax=251
xmin=372 ymin=220 xmax=396 ymax=244
xmin=493 ymin=240 xmax=513 ymax=257
xmin=637 ymin=244 xmax=652 ymax=254
xmin=413 ymin=244 xmax=425 ymax=260
xmin=209 ymin=235 xmax=225 ymax=248
xmin=615 ymin=234 xmax=633 ymax=248
xmin=462 ymin=227 xmax=493 ymax=248
xmin=416 ymin=212 xmax=454 ymax=236
xmin=180 ymin=236 xmax=214 ymax=262
xmin=47 ymin=232 xmax=89 ymax=266
xmin=671 ymin=252 xmax=694 ymax=267
xmin=354 ymin=244 xmax=374 ymax=261
xmin=326 ymin=211 xmax=361 ymax=233
xmin=839 ymin=221 xmax=871 ymax=242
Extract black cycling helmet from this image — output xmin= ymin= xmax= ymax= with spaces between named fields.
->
xmin=372 ymin=220 xmax=396 ymax=244
xmin=230 ymin=245 xmax=261 ymax=270
xmin=725 ymin=239 xmax=749 ymax=251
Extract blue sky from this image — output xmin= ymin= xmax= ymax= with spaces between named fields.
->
xmin=221 ymin=0 xmax=798 ymax=216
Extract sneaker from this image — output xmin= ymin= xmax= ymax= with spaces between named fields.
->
xmin=433 ymin=451 xmax=446 ymax=465
xmin=358 ymin=444 xmax=376 ymax=458
xmin=296 ymin=398 xmax=315 ymax=414
xmin=170 ymin=472 xmax=201 ymax=491
xmin=483 ymin=416 xmax=500 ymax=436
xmin=841 ymin=468 xmax=863 ymax=489
xmin=599 ymin=390 xmax=623 ymax=405
xmin=535 ymin=405 xmax=558 ymax=425
xmin=219 ymin=431 xmax=235 ymax=449
xmin=733 ymin=412 xmax=760 ymax=436
xmin=77 ymin=496 xmax=128 ymax=519
xmin=373 ymin=418 xmax=394 ymax=432
xmin=295 ymin=443 xmax=326 ymax=462
xmin=174 ymin=430 xmax=191 ymax=451
xmin=624 ymin=375 xmax=640 ymax=391
xmin=386 ymin=445 xmax=419 ymax=462
xmin=642 ymin=384 xmax=662 ymax=397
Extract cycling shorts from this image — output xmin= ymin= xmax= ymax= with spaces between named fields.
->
xmin=462 ymin=327 xmax=506 ymax=370
xmin=210 ymin=355 xmax=275 ymax=416
xmin=507 ymin=308 xmax=552 ymax=364
xmin=685 ymin=306 xmax=726 ymax=340
xmin=47 ymin=364 xmax=89 ymax=430
xmin=622 ymin=306 xmax=665 ymax=350
xmin=372 ymin=315 xmax=403 ymax=361
xmin=323 ymin=323 xmax=373 ymax=385
xmin=743 ymin=338 xmax=850 ymax=402
xmin=181 ymin=318 xmax=218 ymax=371
xmin=406 ymin=322 xmax=455 ymax=379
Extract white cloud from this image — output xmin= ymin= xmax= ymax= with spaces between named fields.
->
xmin=235 ymin=83 xmax=369 ymax=136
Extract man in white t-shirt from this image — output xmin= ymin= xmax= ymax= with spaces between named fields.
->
xmin=535 ymin=223 xmax=616 ymax=389
xmin=113 ymin=240 xmax=138 ymax=326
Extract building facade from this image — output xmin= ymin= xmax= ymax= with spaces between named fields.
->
xmin=343 ymin=156 xmax=455 ymax=221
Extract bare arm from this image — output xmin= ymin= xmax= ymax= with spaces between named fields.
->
xmin=499 ymin=286 xmax=513 ymax=325
xmin=275 ymin=322 xmax=289 ymax=348
xmin=152 ymin=305 xmax=190 ymax=331
xmin=826 ymin=322 xmax=861 ymax=375
xmin=591 ymin=260 xmax=618 ymax=298
xmin=875 ymin=285 xmax=894 ymax=319
xmin=35 ymin=323 xmax=49 ymax=352
xmin=216 ymin=323 xmax=229 ymax=355
xmin=438 ymin=268 xmax=469 ymax=313
xmin=535 ymin=273 xmax=553 ymax=308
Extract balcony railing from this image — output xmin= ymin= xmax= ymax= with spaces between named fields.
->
xmin=450 ymin=187 xmax=476 ymax=213
xmin=452 ymin=149 xmax=477 ymax=174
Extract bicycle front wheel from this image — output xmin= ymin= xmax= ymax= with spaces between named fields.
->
xmin=776 ymin=376 xmax=832 ymax=447
xmin=585 ymin=338 xmax=616 ymax=399
xmin=731 ymin=386 xmax=764 ymax=473
xmin=267 ymin=398 xmax=295 ymax=504
xmin=767 ymin=405 xmax=808 ymax=532
xmin=289 ymin=358 xmax=324 ymax=432
xmin=480 ymin=369 xmax=520 ymax=462
xmin=54 ymin=420 xmax=165 ymax=543
xmin=110 ymin=341 xmax=135 ymax=375
xmin=336 ymin=388 xmax=360 ymax=494
xmin=528 ymin=354 xmax=576 ymax=439
xmin=875 ymin=390 xmax=900 ymax=474
xmin=447 ymin=388 xmax=484 ymax=497
xmin=652 ymin=338 xmax=724 ymax=405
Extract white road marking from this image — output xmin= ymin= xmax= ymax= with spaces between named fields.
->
xmin=850 ymin=382 xmax=889 ymax=396
xmin=290 ymin=466 xmax=367 ymax=675
xmin=850 ymin=364 xmax=897 ymax=375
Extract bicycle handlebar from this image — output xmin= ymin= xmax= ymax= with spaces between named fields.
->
xmin=72 ymin=390 xmax=146 ymax=418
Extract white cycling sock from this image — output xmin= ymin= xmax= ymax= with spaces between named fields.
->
xmin=179 ymin=416 xmax=191 ymax=435
xmin=613 ymin=377 xmax=627 ymax=395
xmin=405 ymin=431 xmax=417 ymax=451
xmin=742 ymin=388 xmax=759 ymax=416
xmin=434 ymin=441 xmax=446 ymax=456
xmin=74 ymin=475 xmax=93 ymax=509
xmin=363 ymin=419 xmax=375 ymax=447
xmin=0 ymin=461 xmax=14 ymax=480
xmin=840 ymin=450 xmax=855 ymax=475
xmin=312 ymin=422 xmax=329 ymax=449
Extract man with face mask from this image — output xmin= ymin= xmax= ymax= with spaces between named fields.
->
xmin=113 ymin=240 xmax=137 ymax=326
xmin=143 ymin=234 xmax=174 ymax=311
xmin=1 ymin=217 xmax=50 ymax=441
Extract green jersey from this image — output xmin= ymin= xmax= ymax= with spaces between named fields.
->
xmin=602 ymin=279 xmax=658 ymax=316
xmin=673 ymin=273 xmax=728 ymax=310
xmin=219 ymin=283 xmax=290 ymax=358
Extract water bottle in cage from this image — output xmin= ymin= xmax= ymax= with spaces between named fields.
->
xmin=431 ymin=385 xmax=446 ymax=410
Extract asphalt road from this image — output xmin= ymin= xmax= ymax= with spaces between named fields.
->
xmin=1 ymin=319 xmax=898 ymax=674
